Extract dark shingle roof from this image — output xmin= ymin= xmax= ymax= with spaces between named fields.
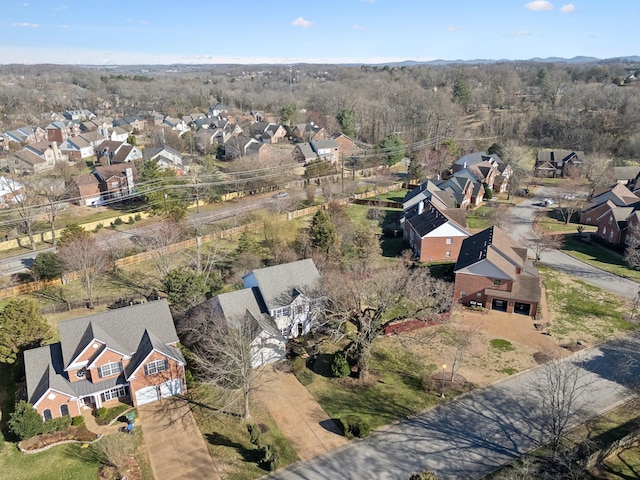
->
xmin=405 ymin=205 xmax=448 ymax=237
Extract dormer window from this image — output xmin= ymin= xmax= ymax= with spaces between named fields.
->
xmin=76 ymin=367 xmax=87 ymax=379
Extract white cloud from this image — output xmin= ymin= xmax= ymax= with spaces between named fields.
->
xmin=22 ymin=2 xmax=28 ymax=6
xmin=525 ymin=1 xmax=554 ymax=11
xmin=447 ymin=26 xmax=459 ymax=32
xmin=291 ymin=17 xmax=313 ymax=28
xmin=508 ymin=30 xmax=532 ymax=37
xmin=139 ymin=20 xmax=149 ymax=25
xmin=353 ymin=24 xmax=365 ymax=30
xmin=560 ymin=4 xmax=576 ymax=13
xmin=12 ymin=22 xmax=38 ymax=28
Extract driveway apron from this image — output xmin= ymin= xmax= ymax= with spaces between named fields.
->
xmin=138 ymin=399 xmax=221 ymax=480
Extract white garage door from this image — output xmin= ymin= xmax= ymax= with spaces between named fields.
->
xmin=160 ymin=379 xmax=182 ymax=398
xmin=135 ymin=386 xmax=159 ymax=406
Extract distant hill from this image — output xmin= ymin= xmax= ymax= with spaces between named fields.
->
xmin=372 ymin=56 xmax=640 ymax=67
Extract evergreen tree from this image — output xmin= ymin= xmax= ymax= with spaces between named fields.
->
xmin=31 ymin=252 xmax=63 ymax=281
xmin=452 ymin=78 xmax=471 ymax=109
xmin=378 ymin=134 xmax=405 ymax=166
xmin=0 ymin=298 xmax=52 ymax=364
xmin=8 ymin=401 xmax=44 ymax=440
xmin=309 ymin=209 xmax=337 ymax=254
xmin=336 ymin=109 xmax=356 ymax=138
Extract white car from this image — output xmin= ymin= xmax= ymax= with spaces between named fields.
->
xmin=543 ymin=198 xmax=554 ymax=207
xmin=273 ymin=191 xmax=288 ymax=198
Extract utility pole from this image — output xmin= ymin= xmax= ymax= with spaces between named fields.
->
xmin=341 ymin=154 xmax=344 ymax=192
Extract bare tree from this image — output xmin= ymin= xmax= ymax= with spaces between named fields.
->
xmin=529 ymin=357 xmax=594 ymax=454
xmin=181 ymin=306 xmax=262 ymax=419
xmin=529 ymin=217 xmax=562 ymax=262
xmin=7 ymin=176 xmax=40 ymax=250
xmin=446 ymin=324 xmax=480 ymax=382
xmin=554 ymin=178 xmax=587 ymax=225
xmin=57 ymin=234 xmax=109 ymax=307
xmin=92 ymin=432 xmax=135 ymax=474
xmin=624 ymin=222 xmax=640 ymax=270
xmin=133 ymin=218 xmax=185 ymax=276
xmin=322 ymin=264 xmax=452 ymax=378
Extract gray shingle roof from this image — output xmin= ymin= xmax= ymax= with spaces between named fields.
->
xmin=59 ymin=299 xmax=178 ymax=369
xmin=243 ymin=259 xmax=322 ymax=310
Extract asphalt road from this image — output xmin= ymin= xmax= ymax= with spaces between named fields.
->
xmin=265 ymin=334 xmax=640 ymax=480
xmin=508 ymin=187 xmax=640 ymax=300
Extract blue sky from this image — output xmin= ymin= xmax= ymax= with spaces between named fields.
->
xmin=1 ymin=1 xmax=637 ymax=65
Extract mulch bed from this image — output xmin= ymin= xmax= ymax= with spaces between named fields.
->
xmin=98 ymin=457 xmax=141 ymax=480
xmin=19 ymin=426 xmax=98 ymax=451
xmin=429 ymin=373 xmax=467 ymax=393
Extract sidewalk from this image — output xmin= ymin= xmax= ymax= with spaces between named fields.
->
xmin=255 ymin=367 xmax=347 ymax=462
xmin=81 ymin=408 xmax=125 ymax=435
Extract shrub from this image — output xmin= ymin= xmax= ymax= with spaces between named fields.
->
xmin=42 ymin=415 xmax=72 ymax=434
xmin=185 ymin=369 xmax=195 ymax=389
xmin=95 ymin=407 xmax=108 ymax=419
xmin=339 ymin=415 xmax=372 ymax=439
xmin=72 ymin=415 xmax=85 ymax=427
xmin=292 ymin=357 xmax=314 ymax=386
xmin=330 ymin=352 xmax=351 ymax=378
xmin=259 ymin=444 xmax=278 ymax=471
xmin=92 ymin=223 xmax=104 ymax=233
xmin=247 ymin=423 xmax=262 ymax=446
xmin=8 ymin=401 xmax=44 ymax=440
xmin=484 ymin=188 xmax=493 ymax=200
xmin=127 ymin=216 xmax=135 ymax=225
xmin=421 ymin=370 xmax=438 ymax=392
xmin=134 ymin=213 xmax=142 ymax=221
xmin=113 ymin=217 xmax=124 ymax=226
xmin=410 ymin=469 xmax=442 ymax=480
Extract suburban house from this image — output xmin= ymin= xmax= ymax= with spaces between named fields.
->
xmin=435 ymin=176 xmax=482 ymax=208
xmin=593 ymin=202 xmax=640 ymax=246
xmin=10 ymin=141 xmax=68 ymax=174
xmin=579 ymin=183 xmax=640 ymax=225
xmin=291 ymin=123 xmax=328 ymax=142
xmin=0 ymin=176 xmax=23 ymax=208
xmin=46 ymin=121 xmax=81 ymax=143
xmin=63 ymin=109 xmax=95 ymax=122
xmin=534 ymin=149 xmax=584 ymax=178
xmin=403 ymin=179 xmax=457 ymax=215
xmin=67 ymin=173 xmax=102 ymax=206
xmin=453 ymin=226 xmax=541 ymax=317
xmin=208 ymin=103 xmax=228 ymax=118
xmin=195 ymin=259 xmax=324 ymax=367
xmin=224 ymin=136 xmax=271 ymax=160
xmin=94 ymin=164 xmax=137 ymax=202
xmin=452 ymin=152 xmax=503 ymax=174
xmin=292 ymin=142 xmax=317 ymax=164
xmin=250 ymin=122 xmax=287 ymax=143
xmin=96 ymin=140 xmax=142 ymax=165
xmin=403 ymin=200 xmax=469 ymax=262
xmin=23 ymin=300 xmax=187 ymax=420
xmin=162 ymin=117 xmax=190 ymax=136
xmin=310 ymin=139 xmax=339 ymax=163
xmin=143 ymin=145 xmax=185 ymax=173
xmin=612 ymin=166 xmax=640 ymax=186
xmin=59 ymin=135 xmax=96 ymax=161
xmin=332 ymin=132 xmax=356 ymax=157
xmin=4 ymin=126 xmax=47 ymax=145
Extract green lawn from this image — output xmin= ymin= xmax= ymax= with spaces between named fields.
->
xmin=539 ymin=265 xmax=635 ymax=342
xmin=466 ymin=206 xmax=493 ymax=229
xmin=305 ymin=340 xmax=458 ymax=432
xmin=561 ymin=236 xmax=640 ymax=283
xmin=192 ymin=387 xmax=299 ymax=480
xmin=0 ymin=442 xmax=100 ymax=480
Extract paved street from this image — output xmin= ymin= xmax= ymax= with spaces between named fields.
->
xmin=265 ymin=334 xmax=640 ymax=480
xmin=509 ymin=188 xmax=639 ymax=299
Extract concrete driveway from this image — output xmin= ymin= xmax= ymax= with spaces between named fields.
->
xmin=255 ymin=367 xmax=348 ymax=461
xmin=138 ymin=399 xmax=221 ymax=480
xmin=264 ymin=333 xmax=640 ymax=480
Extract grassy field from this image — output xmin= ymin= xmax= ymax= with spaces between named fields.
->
xmin=539 ymin=265 xmax=635 ymax=343
xmin=0 ymin=443 xmax=100 ymax=480
xmin=191 ymin=387 xmax=298 ymax=480
xmin=305 ymin=340 xmax=460 ymax=432
xmin=466 ymin=206 xmax=493 ymax=229
xmin=561 ymin=236 xmax=640 ymax=283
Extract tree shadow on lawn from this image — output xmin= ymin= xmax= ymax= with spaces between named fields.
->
xmin=205 ymin=432 xmax=262 ymax=466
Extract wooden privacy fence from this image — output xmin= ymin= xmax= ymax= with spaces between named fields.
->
xmin=0 ymin=183 xmax=404 ymax=300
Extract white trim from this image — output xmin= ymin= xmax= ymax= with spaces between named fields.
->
xmin=65 ymin=338 xmax=104 ymax=371
xmin=33 ymin=388 xmax=76 ymax=408
xmin=125 ymin=348 xmax=183 ymax=380
xmin=86 ymin=347 xmax=130 ymax=370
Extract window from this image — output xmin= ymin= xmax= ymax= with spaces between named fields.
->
xmin=493 ymin=279 xmax=503 ymax=286
xmin=144 ymin=359 xmax=168 ymax=376
xmin=445 ymin=251 xmax=451 ymax=258
xmin=75 ymin=367 xmax=86 ymax=379
xmin=43 ymin=409 xmax=52 ymax=421
xmin=60 ymin=404 xmax=69 ymax=417
xmin=609 ymin=231 xmax=614 ymax=242
xmin=101 ymin=386 xmax=128 ymax=402
xmin=460 ymin=291 xmax=466 ymax=298
xmin=445 ymin=238 xmax=452 ymax=245
xmin=608 ymin=216 xmax=613 ymax=225
xmin=99 ymin=361 xmax=122 ymax=378
xmin=602 ymin=227 xmax=607 ymax=238
xmin=294 ymin=304 xmax=305 ymax=315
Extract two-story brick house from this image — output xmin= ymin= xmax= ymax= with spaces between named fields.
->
xmin=453 ymin=226 xmax=541 ymax=317
xmin=24 ymin=300 xmax=186 ymax=420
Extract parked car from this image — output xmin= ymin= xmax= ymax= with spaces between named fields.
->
xmin=543 ymin=198 xmax=554 ymax=207
xmin=273 ymin=191 xmax=288 ymax=198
